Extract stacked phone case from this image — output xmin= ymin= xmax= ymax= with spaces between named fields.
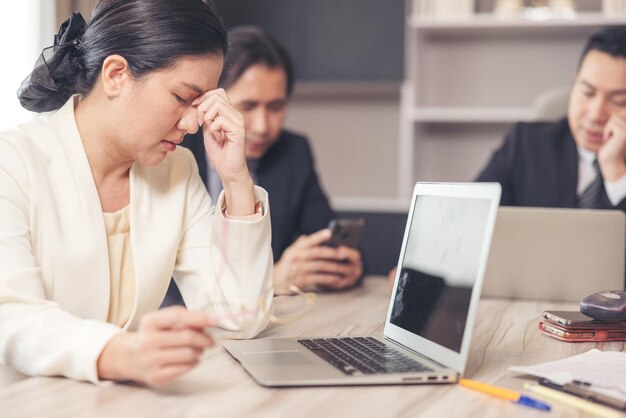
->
xmin=539 ymin=310 xmax=626 ymax=342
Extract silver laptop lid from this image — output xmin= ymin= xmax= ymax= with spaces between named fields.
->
xmin=482 ymin=206 xmax=625 ymax=302
xmin=384 ymin=182 xmax=501 ymax=374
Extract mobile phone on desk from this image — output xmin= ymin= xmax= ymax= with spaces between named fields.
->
xmin=539 ymin=321 xmax=626 ymax=342
xmin=542 ymin=310 xmax=626 ymax=329
xmin=325 ymin=218 xmax=364 ymax=248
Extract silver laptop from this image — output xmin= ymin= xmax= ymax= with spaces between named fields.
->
xmin=223 ymin=182 xmax=501 ymax=386
xmin=482 ymin=207 xmax=625 ymax=302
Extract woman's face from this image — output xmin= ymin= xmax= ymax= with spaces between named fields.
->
xmin=113 ymin=55 xmax=223 ymax=167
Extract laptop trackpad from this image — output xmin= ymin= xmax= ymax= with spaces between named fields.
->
xmin=242 ymin=351 xmax=314 ymax=366
xmin=240 ymin=350 xmax=343 ymax=382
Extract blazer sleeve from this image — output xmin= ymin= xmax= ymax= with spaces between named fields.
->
xmin=475 ymin=124 xmax=522 ymax=206
xmin=172 ymin=154 xmax=273 ymax=339
xmin=0 ymin=138 xmax=122 ymax=384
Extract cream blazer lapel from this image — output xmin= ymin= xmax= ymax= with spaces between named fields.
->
xmin=128 ymin=161 xmax=181 ymax=329
xmin=31 ymin=99 xmax=111 ymax=320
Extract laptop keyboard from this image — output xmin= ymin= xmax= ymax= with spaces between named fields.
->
xmin=298 ymin=337 xmax=433 ymax=376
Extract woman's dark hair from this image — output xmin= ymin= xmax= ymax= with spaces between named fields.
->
xmin=578 ymin=26 xmax=626 ymax=68
xmin=18 ymin=0 xmax=228 ymax=112
xmin=219 ymin=26 xmax=294 ymax=96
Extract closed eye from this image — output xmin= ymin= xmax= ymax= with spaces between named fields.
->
xmin=268 ymin=101 xmax=287 ymax=112
xmin=173 ymin=94 xmax=186 ymax=105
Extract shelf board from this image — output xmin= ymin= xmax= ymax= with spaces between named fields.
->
xmin=292 ymin=82 xmax=400 ymax=100
xmin=409 ymin=107 xmax=535 ymax=123
xmin=408 ymin=12 xmax=626 ymax=32
xmin=332 ymin=196 xmax=411 ymax=213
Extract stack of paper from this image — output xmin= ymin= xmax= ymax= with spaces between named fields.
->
xmin=509 ymin=349 xmax=626 ymax=403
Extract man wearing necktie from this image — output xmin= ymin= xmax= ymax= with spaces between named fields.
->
xmin=476 ymin=27 xmax=626 ymax=213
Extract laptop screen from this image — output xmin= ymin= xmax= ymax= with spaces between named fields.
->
xmin=389 ymin=195 xmax=492 ymax=353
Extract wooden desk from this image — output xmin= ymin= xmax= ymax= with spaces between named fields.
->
xmin=1 ymin=277 xmax=624 ymax=418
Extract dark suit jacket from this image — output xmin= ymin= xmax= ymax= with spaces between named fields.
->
xmin=181 ymin=129 xmax=334 ymax=261
xmin=476 ymin=118 xmax=626 ymax=212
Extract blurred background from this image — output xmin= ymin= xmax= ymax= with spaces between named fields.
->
xmin=2 ymin=0 xmax=625 ymax=273
xmin=4 ymin=0 xmax=620 ymax=205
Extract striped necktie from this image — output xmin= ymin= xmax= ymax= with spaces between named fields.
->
xmin=578 ymin=159 xmax=603 ymax=209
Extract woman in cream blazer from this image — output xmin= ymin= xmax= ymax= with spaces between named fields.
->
xmin=0 ymin=0 xmax=272 ymax=385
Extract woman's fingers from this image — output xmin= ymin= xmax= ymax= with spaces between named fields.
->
xmin=193 ymin=88 xmax=242 ymax=131
xmin=129 ymin=309 xmax=219 ymax=385
xmin=193 ymin=88 xmax=250 ymax=187
xmin=144 ymin=363 xmax=197 ymax=387
xmin=197 ymin=96 xmax=245 ymax=153
xmin=139 ymin=329 xmax=215 ymax=350
xmin=208 ymin=117 xmax=239 ymax=140
xmin=192 ymin=87 xmax=231 ymax=105
xmin=191 ymin=87 xmax=230 ymax=107
xmin=195 ymin=89 xmax=242 ymax=129
xmin=147 ymin=347 xmax=204 ymax=368
xmin=198 ymin=98 xmax=243 ymax=129
xmin=139 ymin=306 xmax=216 ymax=332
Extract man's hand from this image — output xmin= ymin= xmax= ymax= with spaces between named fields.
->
xmin=598 ymin=115 xmax=626 ymax=181
xmin=274 ymin=229 xmax=363 ymax=291
xmin=97 ymin=306 xmax=215 ymax=386
xmin=388 ymin=266 xmax=397 ymax=289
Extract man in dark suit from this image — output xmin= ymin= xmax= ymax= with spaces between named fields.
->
xmin=182 ymin=26 xmax=363 ymax=291
xmin=477 ymin=27 xmax=626 ymax=213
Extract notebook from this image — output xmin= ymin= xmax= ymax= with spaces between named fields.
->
xmin=482 ymin=207 xmax=625 ymax=302
xmin=223 ymin=182 xmax=501 ymax=386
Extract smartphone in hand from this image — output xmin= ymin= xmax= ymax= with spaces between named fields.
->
xmin=325 ymin=218 xmax=364 ymax=248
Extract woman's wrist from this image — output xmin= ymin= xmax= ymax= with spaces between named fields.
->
xmin=222 ymin=175 xmax=256 ymax=216
xmin=97 ymin=332 xmax=137 ymax=382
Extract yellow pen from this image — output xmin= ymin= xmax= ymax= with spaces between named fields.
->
xmin=459 ymin=378 xmax=551 ymax=411
xmin=524 ymin=383 xmax=621 ymax=418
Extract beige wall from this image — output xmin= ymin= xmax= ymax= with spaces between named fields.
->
xmin=285 ymin=84 xmax=401 ymax=207
xmin=56 ymin=0 xmax=95 ymax=25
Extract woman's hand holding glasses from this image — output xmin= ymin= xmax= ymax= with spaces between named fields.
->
xmin=97 ymin=306 xmax=216 ymax=386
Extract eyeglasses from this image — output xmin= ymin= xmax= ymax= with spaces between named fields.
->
xmin=203 ymin=285 xmax=316 ymax=340
xmin=269 ymin=285 xmax=316 ymax=324
xmin=200 ymin=208 xmax=316 ymax=340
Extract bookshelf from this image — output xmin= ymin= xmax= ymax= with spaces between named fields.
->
xmin=398 ymin=4 xmax=626 ymax=198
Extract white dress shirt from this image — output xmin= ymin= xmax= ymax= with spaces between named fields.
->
xmin=577 ymin=146 xmax=626 ymax=206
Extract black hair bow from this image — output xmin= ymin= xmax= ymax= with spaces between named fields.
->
xmin=54 ymin=11 xmax=86 ymax=50
xmin=17 ymin=11 xmax=87 ymax=112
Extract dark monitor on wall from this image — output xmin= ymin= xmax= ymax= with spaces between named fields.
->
xmin=213 ymin=0 xmax=405 ymax=82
